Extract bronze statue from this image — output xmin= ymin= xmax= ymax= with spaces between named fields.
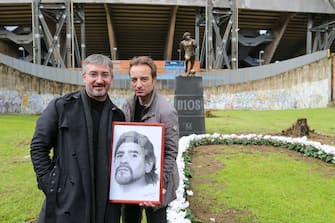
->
xmin=179 ymin=32 xmax=197 ymax=75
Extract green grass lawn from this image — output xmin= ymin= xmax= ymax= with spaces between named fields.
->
xmin=190 ymin=145 xmax=335 ymax=223
xmin=205 ymin=108 xmax=335 ymax=135
xmin=0 ymin=114 xmax=42 ymax=223
xmin=0 ymin=108 xmax=334 ymax=222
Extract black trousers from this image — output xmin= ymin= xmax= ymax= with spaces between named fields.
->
xmin=105 ymin=203 xmax=122 ymax=223
xmin=38 ymin=201 xmax=122 ymax=223
xmin=122 ymin=204 xmax=167 ymax=223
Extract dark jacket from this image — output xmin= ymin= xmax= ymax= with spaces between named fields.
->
xmin=30 ymin=89 xmax=125 ymax=223
xmin=122 ymin=90 xmax=179 ymax=207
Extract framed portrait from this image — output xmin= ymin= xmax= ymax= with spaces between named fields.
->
xmin=109 ymin=121 xmax=165 ymax=204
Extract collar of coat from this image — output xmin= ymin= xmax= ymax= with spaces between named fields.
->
xmin=135 ymin=88 xmax=157 ymax=109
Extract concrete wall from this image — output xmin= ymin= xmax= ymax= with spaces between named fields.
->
xmin=0 ymin=64 xmax=82 ymax=113
xmin=0 ymin=64 xmax=175 ymax=113
xmin=204 ymin=57 xmax=332 ymax=110
xmin=0 ymin=55 xmax=333 ymax=114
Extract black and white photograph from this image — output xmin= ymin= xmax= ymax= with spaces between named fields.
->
xmin=109 ymin=122 xmax=165 ymax=204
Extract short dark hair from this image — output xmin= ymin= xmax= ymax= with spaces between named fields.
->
xmin=82 ymin=54 xmax=114 ymax=75
xmin=114 ymin=130 xmax=158 ymax=184
xmin=129 ymin=56 xmax=157 ymax=79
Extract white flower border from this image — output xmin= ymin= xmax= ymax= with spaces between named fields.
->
xmin=166 ymin=133 xmax=335 ymax=223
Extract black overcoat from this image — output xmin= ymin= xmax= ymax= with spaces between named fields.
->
xmin=30 ymin=89 xmax=125 ymax=223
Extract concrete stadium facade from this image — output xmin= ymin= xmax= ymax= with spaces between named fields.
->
xmin=0 ymin=1 xmax=335 ymax=113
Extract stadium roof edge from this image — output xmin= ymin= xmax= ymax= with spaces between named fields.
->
xmin=1 ymin=0 xmax=334 ymax=14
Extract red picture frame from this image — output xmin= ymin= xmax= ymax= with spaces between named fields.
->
xmin=109 ymin=121 xmax=165 ymax=204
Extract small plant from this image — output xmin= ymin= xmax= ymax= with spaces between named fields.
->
xmin=205 ymin=109 xmax=217 ymax=118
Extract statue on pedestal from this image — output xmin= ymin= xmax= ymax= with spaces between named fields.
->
xmin=179 ymin=32 xmax=197 ymax=76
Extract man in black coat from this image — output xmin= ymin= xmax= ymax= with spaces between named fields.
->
xmin=30 ymin=54 xmax=125 ymax=223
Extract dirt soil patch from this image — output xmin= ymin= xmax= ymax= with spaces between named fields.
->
xmin=187 ymin=133 xmax=335 ymax=223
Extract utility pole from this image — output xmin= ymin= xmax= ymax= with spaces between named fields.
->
xmin=206 ymin=0 xmax=213 ymax=69
xmin=66 ymin=0 xmax=72 ymax=68
xmin=231 ymin=0 xmax=238 ymax=69
xmin=32 ymin=0 xmax=41 ymax=64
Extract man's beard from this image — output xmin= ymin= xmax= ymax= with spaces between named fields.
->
xmin=115 ymin=165 xmax=135 ymax=185
xmin=89 ymin=84 xmax=107 ymax=97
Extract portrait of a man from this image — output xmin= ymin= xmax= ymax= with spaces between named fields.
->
xmin=109 ymin=123 xmax=164 ymax=204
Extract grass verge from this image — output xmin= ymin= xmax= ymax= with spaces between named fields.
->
xmin=189 ymin=145 xmax=335 ymax=223
xmin=1 ymin=108 xmax=335 ymax=222
xmin=0 ymin=114 xmax=42 ymax=223
xmin=205 ymin=108 xmax=335 ymax=135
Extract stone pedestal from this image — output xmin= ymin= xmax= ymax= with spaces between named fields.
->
xmin=174 ymin=76 xmax=205 ymax=137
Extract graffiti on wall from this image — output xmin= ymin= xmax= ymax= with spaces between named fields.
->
xmin=21 ymin=93 xmax=58 ymax=114
xmin=204 ymin=79 xmax=329 ymax=110
xmin=0 ymin=89 xmax=22 ymax=113
xmin=0 ymin=89 xmax=59 ymax=114
xmin=0 ymin=78 xmax=330 ymax=114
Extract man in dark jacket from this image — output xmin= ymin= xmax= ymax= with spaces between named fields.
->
xmin=30 ymin=54 xmax=125 ymax=223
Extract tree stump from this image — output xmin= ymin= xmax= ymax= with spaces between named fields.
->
xmin=281 ymin=118 xmax=313 ymax=137
xmin=293 ymin=118 xmax=310 ymax=136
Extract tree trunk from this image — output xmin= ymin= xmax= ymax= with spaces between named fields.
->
xmin=282 ymin=118 xmax=313 ymax=137
xmin=293 ymin=118 xmax=310 ymax=136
